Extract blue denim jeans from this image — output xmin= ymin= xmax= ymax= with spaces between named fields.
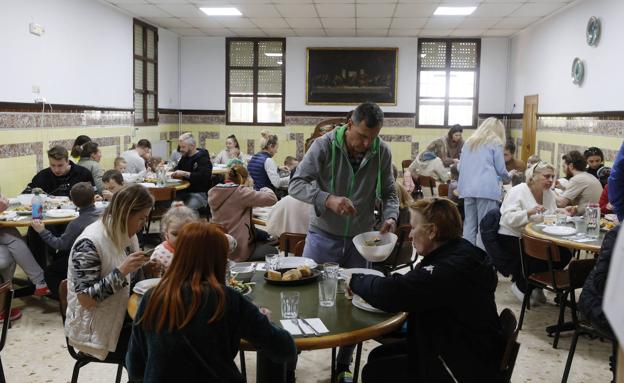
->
xmin=463 ymin=197 xmax=499 ymax=251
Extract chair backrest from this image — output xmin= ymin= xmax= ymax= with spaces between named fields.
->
xmin=520 ymin=234 xmax=561 ymax=263
xmin=0 ymin=281 xmax=13 ymax=352
xmin=386 ymin=224 xmax=413 ymax=269
xmin=279 ymin=233 xmax=307 ymax=257
xmin=568 ymin=258 xmax=597 ymax=289
xmin=148 ymin=186 xmax=176 ymax=203
xmin=499 ymin=308 xmax=520 ymax=383
xmin=417 ymin=176 xmax=436 ymax=197
xmin=293 ymin=240 xmax=305 ymax=257
xmin=437 ymin=183 xmax=449 ymax=198
xmin=305 ymin=118 xmax=345 ymax=153
xmin=401 ymin=159 xmax=412 ymax=173
xmin=59 ymin=280 xmax=68 ymax=324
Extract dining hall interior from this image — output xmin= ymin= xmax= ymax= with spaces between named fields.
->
xmin=0 ymin=0 xmax=623 ymax=382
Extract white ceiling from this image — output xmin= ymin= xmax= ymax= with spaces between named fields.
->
xmin=101 ymin=0 xmax=576 ymax=37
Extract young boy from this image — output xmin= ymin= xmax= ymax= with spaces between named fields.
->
xmin=30 ymin=182 xmax=102 ymax=299
xmin=114 ymin=157 xmax=127 ymax=173
xmin=102 ymin=169 xmax=125 ymax=201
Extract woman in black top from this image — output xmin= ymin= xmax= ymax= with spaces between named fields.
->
xmin=126 ymin=221 xmax=296 ymax=382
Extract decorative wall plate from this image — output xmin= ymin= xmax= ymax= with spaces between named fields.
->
xmin=571 ymin=58 xmax=584 ymax=86
xmin=586 ymin=16 xmax=601 ymax=46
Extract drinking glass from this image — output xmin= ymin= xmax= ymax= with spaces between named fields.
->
xmin=318 ymin=262 xmax=339 ymax=307
xmin=265 ymin=254 xmax=280 ymax=271
xmin=543 ymin=214 xmax=556 ymax=226
xmin=280 ymin=291 xmax=299 ymax=319
xmin=584 ymin=202 xmax=600 ymax=239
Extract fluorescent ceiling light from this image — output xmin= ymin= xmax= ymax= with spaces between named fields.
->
xmin=265 ymin=53 xmax=283 ymax=57
xmin=200 ymin=7 xmax=242 ymax=16
xmin=433 ymin=6 xmax=476 ymax=16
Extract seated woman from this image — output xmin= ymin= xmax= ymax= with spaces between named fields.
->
xmin=208 ymin=165 xmax=278 ymax=262
xmin=65 ymin=184 xmax=155 ymax=361
xmin=349 ymin=198 xmax=503 ymax=382
xmin=213 ymin=134 xmax=245 ymax=165
xmin=584 ymin=147 xmax=607 ymax=186
xmin=248 ymin=131 xmax=289 ymax=193
xmin=77 ymin=141 xmax=105 ymax=194
xmin=126 ymin=221 xmax=296 ymax=382
xmin=404 ymin=151 xmax=449 ymax=193
xmin=498 ymin=161 xmax=574 ymax=304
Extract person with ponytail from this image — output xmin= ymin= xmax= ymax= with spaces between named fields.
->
xmin=208 ymin=165 xmax=278 ymax=261
xmin=247 ymin=130 xmax=289 ymax=193
xmin=126 ymin=221 xmax=296 ymax=382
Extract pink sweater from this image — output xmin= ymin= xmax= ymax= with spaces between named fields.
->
xmin=208 ymin=184 xmax=277 ymax=261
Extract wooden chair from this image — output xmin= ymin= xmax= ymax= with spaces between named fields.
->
xmin=304 ymin=118 xmax=345 ymax=153
xmin=401 ymin=159 xmax=413 ymax=174
xmin=416 ymin=176 xmax=436 ymax=198
xmin=278 ymin=233 xmax=306 ymax=257
xmin=58 ymin=280 xmax=124 ymax=383
xmin=561 ymin=259 xmax=609 ymax=383
xmin=437 ymin=183 xmax=449 ymax=198
xmin=379 ymin=225 xmax=415 ymax=275
xmin=293 ymin=240 xmax=305 ymax=257
xmin=0 ymin=281 xmax=13 ymax=383
xmin=518 ymin=234 xmax=589 ymax=349
xmin=499 ymin=308 xmax=520 ymax=383
xmin=144 ymin=186 xmax=177 ymax=238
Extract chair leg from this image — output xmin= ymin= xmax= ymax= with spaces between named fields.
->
xmin=352 ymin=342 xmax=363 ymax=383
xmin=71 ymin=360 xmax=88 ymax=383
xmin=114 ymin=363 xmax=123 ymax=383
xmin=561 ymin=330 xmax=580 ymax=383
xmin=330 ymin=347 xmax=337 ymax=383
xmin=240 ymin=350 xmax=247 ymax=383
xmin=553 ymin=292 xmax=568 ymax=349
xmin=518 ymin=286 xmax=531 ymax=331
xmin=0 ymin=357 xmax=6 ymax=383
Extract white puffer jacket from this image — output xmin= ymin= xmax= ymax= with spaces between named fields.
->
xmin=64 ymin=220 xmax=135 ymax=360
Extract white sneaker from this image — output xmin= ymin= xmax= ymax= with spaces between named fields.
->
xmin=531 ymin=289 xmax=547 ymax=305
xmin=510 ymin=282 xmax=525 ymax=304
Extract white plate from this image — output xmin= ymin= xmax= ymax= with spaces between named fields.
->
xmin=45 ymin=209 xmax=77 ymax=218
xmin=341 ymin=268 xmax=384 ymax=278
xmin=278 ymin=257 xmax=318 ymax=269
xmin=139 ymin=183 xmax=157 ymax=188
xmin=166 ymin=179 xmax=181 ymax=184
xmin=543 ymin=226 xmax=577 ymax=236
xmin=352 ymin=295 xmax=385 ymax=313
xmin=133 ymin=278 xmax=161 ymax=295
xmin=94 ymin=201 xmax=109 ymax=210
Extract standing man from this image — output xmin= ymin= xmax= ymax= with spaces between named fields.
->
xmin=121 ymin=139 xmax=151 ymax=174
xmin=556 ymin=150 xmax=603 ymax=215
xmin=289 ymin=102 xmax=399 ymax=380
xmin=171 ymin=133 xmax=212 ymax=210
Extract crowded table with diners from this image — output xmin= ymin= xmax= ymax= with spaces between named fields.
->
xmin=3 ymin=3 xmax=624 ymax=381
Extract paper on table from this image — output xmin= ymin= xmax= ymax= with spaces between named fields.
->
xmin=604 ymin=228 xmax=624 ymax=345
xmin=280 ymin=318 xmax=329 ymax=336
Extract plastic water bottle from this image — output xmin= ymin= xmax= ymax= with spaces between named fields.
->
xmin=31 ymin=191 xmax=43 ymax=220
xmin=584 ymin=202 xmax=600 ymax=239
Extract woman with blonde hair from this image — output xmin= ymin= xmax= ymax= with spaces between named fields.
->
xmin=208 ymin=164 xmax=278 ymax=261
xmin=65 ymin=184 xmax=155 ymax=361
xmin=458 ymin=117 xmax=511 ymax=248
xmin=126 ymin=221 xmax=296 ymax=382
xmin=498 ymin=161 xmax=574 ymax=304
xmin=247 ymin=130 xmax=289 ymax=193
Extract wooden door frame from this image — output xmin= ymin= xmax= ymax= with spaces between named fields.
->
xmin=521 ymin=94 xmax=539 ymax=162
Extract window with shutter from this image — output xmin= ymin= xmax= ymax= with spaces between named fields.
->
xmin=133 ymin=19 xmax=158 ymax=125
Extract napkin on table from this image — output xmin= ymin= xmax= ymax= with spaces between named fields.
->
xmin=280 ymin=318 xmax=329 ymax=336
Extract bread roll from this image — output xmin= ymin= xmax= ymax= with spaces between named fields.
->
xmin=282 ymin=269 xmax=302 ymax=281
xmin=267 ymin=270 xmax=282 ymax=281
xmin=297 ymin=265 xmax=312 ymax=277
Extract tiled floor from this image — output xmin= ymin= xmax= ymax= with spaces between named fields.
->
xmin=2 ymin=278 xmax=613 ymax=383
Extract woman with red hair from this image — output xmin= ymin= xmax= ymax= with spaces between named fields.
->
xmin=126 ymin=221 xmax=295 ymax=382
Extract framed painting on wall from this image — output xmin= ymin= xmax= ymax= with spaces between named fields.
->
xmin=306 ymin=48 xmax=398 ymax=105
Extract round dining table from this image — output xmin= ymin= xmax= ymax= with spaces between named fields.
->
xmin=0 ymin=209 xmax=78 ymax=228
xmin=128 ymin=268 xmax=406 ymax=383
xmin=524 ymin=222 xmax=604 ymax=253
xmin=139 ymin=180 xmax=190 ymax=191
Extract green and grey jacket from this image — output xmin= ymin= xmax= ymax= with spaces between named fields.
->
xmin=289 ymin=125 xmax=399 ymax=238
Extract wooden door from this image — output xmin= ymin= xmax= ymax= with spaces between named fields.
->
xmin=521 ymin=95 xmax=539 ymax=162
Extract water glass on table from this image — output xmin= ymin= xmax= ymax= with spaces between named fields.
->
xmin=318 ymin=262 xmax=339 ymax=307
xmin=265 ymin=254 xmax=280 ymax=271
xmin=281 ymin=291 xmax=299 ymax=319
xmin=584 ymin=202 xmax=600 ymax=239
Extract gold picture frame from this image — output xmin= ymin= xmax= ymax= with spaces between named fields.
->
xmin=306 ymin=47 xmax=398 ymax=106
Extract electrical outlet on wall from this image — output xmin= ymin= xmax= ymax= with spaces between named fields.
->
xmin=29 ymin=22 xmax=44 ymax=36
xmin=32 ymin=85 xmax=40 ymax=94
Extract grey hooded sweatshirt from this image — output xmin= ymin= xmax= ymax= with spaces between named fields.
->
xmin=289 ymin=125 xmax=399 ymax=238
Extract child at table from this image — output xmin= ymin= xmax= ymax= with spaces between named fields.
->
xmin=151 ymin=203 xmax=237 ymax=274
xmin=113 ymin=157 xmax=127 ymax=173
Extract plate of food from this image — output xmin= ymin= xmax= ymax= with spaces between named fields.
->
xmin=228 ymin=277 xmax=253 ymax=295
xmin=543 ymin=226 xmax=577 ymax=236
xmin=45 ymin=209 xmax=77 ymax=218
xmin=600 ymin=218 xmax=617 ymax=231
xmin=352 ymin=295 xmax=385 ymax=313
xmin=0 ymin=211 xmax=17 ymax=221
xmin=341 ymin=268 xmax=384 ymax=279
xmin=352 ymin=231 xmax=397 ymax=262
xmin=264 ymin=266 xmax=320 ymax=286
xmin=166 ymin=178 xmax=182 ymax=184
xmin=12 ymin=206 xmax=32 ymax=216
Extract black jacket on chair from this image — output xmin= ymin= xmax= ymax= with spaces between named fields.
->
xmin=351 ymin=238 xmax=504 ymax=382
xmin=578 ymin=225 xmax=620 ymax=334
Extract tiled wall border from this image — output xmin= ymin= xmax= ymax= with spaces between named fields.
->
xmin=539 ymin=116 xmax=624 ymax=138
xmin=0 ymin=142 xmax=44 ymax=172
xmin=0 ymin=111 xmax=133 ymax=129
xmin=537 ymin=141 xmax=556 ymax=165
